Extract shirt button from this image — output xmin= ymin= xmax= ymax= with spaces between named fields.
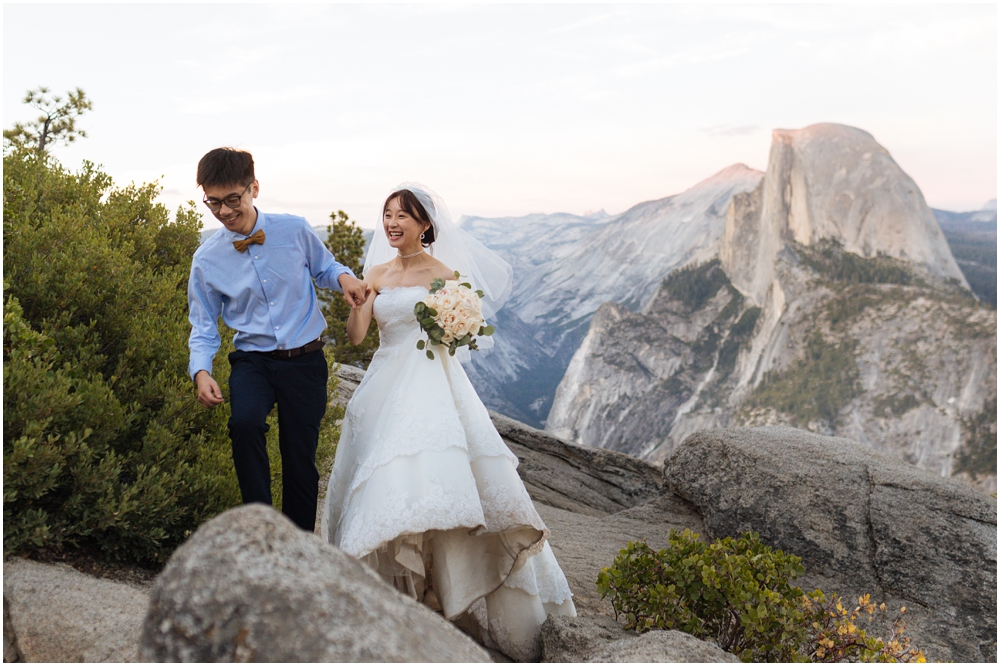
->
xmin=269 ymin=302 xmax=274 ymax=306
xmin=263 ymin=279 xmax=267 ymax=283
xmin=275 ymin=326 xmax=280 ymax=330
xmin=254 ymin=255 xmax=259 ymax=259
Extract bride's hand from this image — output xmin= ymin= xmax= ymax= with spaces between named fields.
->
xmin=347 ymin=283 xmax=376 ymax=344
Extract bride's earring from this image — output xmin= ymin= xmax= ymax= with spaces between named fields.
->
xmin=420 ymin=232 xmax=426 ymax=240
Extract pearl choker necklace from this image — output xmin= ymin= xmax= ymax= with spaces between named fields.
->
xmin=399 ymin=249 xmax=424 ymax=259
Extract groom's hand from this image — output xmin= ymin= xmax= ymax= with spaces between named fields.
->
xmin=195 ymin=370 xmax=224 ymax=408
xmin=339 ymin=274 xmax=368 ymax=308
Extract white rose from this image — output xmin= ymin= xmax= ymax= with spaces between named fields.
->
xmin=445 ymin=280 xmax=460 ymax=290
xmin=436 ymin=293 xmax=458 ymax=310
xmin=441 ymin=332 xmax=454 ymax=345
xmin=457 ymin=294 xmax=478 ymax=314
xmin=452 ymin=320 xmax=470 ymax=340
xmin=462 ymin=312 xmax=484 ymax=334
xmin=439 ymin=310 xmax=459 ymax=331
xmin=423 ymin=294 xmax=440 ymax=311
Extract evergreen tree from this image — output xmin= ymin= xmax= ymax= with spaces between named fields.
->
xmin=321 ymin=210 xmax=379 ymax=368
xmin=3 ymin=87 xmax=92 ymax=154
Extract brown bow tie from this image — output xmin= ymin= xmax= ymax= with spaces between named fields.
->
xmin=233 ymin=229 xmax=265 ymax=253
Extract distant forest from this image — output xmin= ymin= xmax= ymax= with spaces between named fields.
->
xmin=934 ymin=207 xmax=997 ymax=308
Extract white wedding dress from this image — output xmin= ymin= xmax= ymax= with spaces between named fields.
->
xmin=321 ymin=286 xmax=576 ymax=660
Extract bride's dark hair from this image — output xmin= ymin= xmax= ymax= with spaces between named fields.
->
xmin=384 ymin=189 xmax=436 ymax=246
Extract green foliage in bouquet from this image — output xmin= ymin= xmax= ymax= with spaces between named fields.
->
xmin=597 ymin=530 xmax=924 ymax=662
xmin=414 ymin=271 xmax=494 ymax=360
xmin=2 ymin=147 xmax=236 ymax=565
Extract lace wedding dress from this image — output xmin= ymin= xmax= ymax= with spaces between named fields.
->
xmin=321 ymin=286 xmax=576 ymax=660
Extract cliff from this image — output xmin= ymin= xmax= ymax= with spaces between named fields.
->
xmin=547 ymin=124 xmax=996 ymax=493
xmin=461 ymin=165 xmax=763 ymax=425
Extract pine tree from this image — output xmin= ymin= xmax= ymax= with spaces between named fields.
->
xmin=321 ymin=210 xmax=379 ymax=367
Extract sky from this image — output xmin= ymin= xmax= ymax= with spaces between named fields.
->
xmin=3 ymin=3 xmax=997 ymax=230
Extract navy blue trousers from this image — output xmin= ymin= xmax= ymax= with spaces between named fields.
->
xmin=227 ymin=349 xmax=327 ymax=531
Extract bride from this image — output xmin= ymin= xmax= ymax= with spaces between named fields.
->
xmin=321 ymin=184 xmax=576 ymax=660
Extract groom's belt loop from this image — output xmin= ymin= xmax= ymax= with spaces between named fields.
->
xmin=258 ymin=338 xmax=325 ymax=360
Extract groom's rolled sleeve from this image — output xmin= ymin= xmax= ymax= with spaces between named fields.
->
xmin=187 ymin=263 xmax=223 ymax=381
xmin=302 ymin=225 xmax=354 ymax=292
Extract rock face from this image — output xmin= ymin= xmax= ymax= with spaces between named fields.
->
xmin=547 ymin=124 xmax=996 ymax=493
xmin=721 ymin=124 xmax=967 ymax=306
xmin=139 ymin=504 xmax=490 ymax=663
xmin=664 ymin=427 xmax=997 ymax=663
xmin=462 ymin=165 xmax=763 ymax=425
xmin=3 ymin=558 xmax=150 ymax=662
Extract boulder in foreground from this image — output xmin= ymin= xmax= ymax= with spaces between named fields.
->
xmin=139 ymin=503 xmax=490 ymax=662
xmin=4 ymin=558 xmax=148 ymax=662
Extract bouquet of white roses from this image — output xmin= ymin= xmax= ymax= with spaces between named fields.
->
xmin=414 ymin=271 xmax=495 ymax=359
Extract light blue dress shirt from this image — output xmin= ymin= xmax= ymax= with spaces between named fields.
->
xmin=187 ymin=210 xmax=354 ymax=380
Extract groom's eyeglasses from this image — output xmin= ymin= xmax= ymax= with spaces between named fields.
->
xmin=203 ymin=181 xmax=253 ymax=212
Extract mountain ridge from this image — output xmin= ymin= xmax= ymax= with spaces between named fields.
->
xmin=545 ymin=123 xmax=996 ymax=494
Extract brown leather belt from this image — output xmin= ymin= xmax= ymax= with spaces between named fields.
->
xmin=260 ymin=338 xmax=325 ymax=360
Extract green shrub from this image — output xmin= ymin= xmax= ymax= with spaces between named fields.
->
xmin=597 ymin=530 xmax=812 ymax=661
xmin=3 ymin=150 xmax=230 ymax=564
xmin=597 ymin=531 xmax=925 ymax=663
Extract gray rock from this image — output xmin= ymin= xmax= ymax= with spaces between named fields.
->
xmin=140 ymin=503 xmax=489 ymax=662
xmin=586 ymin=630 xmax=740 ymax=663
xmin=540 ymin=615 xmax=738 ymax=663
xmin=491 ymin=410 xmax=664 ymax=516
xmin=540 ymin=614 xmax=631 ymax=662
xmin=3 ymin=558 xmax=149 ymax=662
xmin=536 ymin=495 xmax=704 ymax=617
xmin=4 ymin=595 xmax=22 ymax=663
xmin=664 ymin=426 xmax=997 ymax=662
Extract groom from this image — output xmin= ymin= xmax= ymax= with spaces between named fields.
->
xmin=187 ymin=147 xmax=367 ymax=531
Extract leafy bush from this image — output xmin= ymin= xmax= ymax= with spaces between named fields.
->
xmin=3 ymin=149 xmax=227 ymax=564
xmin=597 ymin=531 xmax=812 ymax=661
xmin=597 ymin=531 xmax=925 ymax=662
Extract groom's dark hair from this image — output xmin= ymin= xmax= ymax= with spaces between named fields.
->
xmin=384 ymin=189 xmax=436 ymax=246
xmin=197 ymin=147 xmax=255 ymax=189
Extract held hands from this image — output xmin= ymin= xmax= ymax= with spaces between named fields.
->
xmin=339 ymin=273 xmax=371 ymax=308
xmin=195 ymin=370 xmax=224 ymax=409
